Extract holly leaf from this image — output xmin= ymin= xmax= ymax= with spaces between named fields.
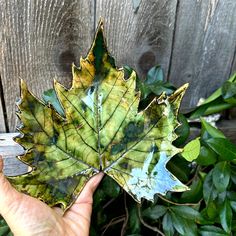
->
xmin=8 ymin=21 xmax=188 ymax=210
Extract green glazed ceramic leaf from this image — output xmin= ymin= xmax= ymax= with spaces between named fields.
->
xmin=8 ymin=21 xmax=188 ymax=210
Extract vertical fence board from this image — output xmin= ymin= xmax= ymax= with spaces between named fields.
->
xmin=0 ymin=133 xmax=26 ymax=176
xmin=169 ymin=0 xmax=236 ymax=109
xmin=0 ymin=99 xmax=6 ymax=132
xmin=231 ymin=53 xmax=236 ymax=75
xmin=96 ymin=0 xmax=177 ymax=79
xmin=0 ymin=0 xmax=94 ymax=131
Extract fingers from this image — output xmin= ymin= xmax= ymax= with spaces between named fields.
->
xmin=0 ymin=155 xmax=23 ymax=216
xmin=65 ymin=172 xmax=104 ymax=216
xmin=63 ymin=173 xmax=104 ymax=235
xmin=76 ymin=172 xmax=104 ymax=205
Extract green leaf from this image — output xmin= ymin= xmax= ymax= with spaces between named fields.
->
xmin=199 ymin=225 xmax=230 ymax=236
xmin=8 ymin=21 xmax=188 ymax=210
xmin=144 ymin=65 xmax=175 ymax=98
xmin=186 ymin=97 xmax=234 ymax=119
xmin=227 ymin=191 xmax=236 ymax=201
xmin=230 ymin=201 xmax=236 ymax=212
xmin=162 ymin=213 xmax=175 ymax=236
xmin=187 ymin=103 xmax=210 ymax=119
xmin=212 ymin=162 xmax=230 ymax=192
xmin=126 ymin=203 xmax=141 ymax=235
xmin=205 ymin=138 xmax=236 ymax=161
xmin=202 ymin=72 xmax=236 ymax=105
xmin=142 ymin=205 xmax=167 ymax=220
xmin=149 ymin=83 xmax=175 ymax=96
xmin=206 ymin=201 xmax=218 ymax=220
xmin=220 ymin=200 xmax=232 ymax=233
xmin=201 ymin=118 xmax=225 ymax=139
xmin=93 ymin=188 xmax=106 ymax=209
xmin=199 ymin=208 xmax=216 ymax=225
xmin=203 ymin=171 xmax=218 ymax=204
xmin=181 ymin=220 xmax=198 ymax=236
xmin=167 ymin=156 xmax=191 ymax=182
xmin=181 ymin=138 xmax=200 ymax=162
xmin=100 ymin=175 xmax=120 ymax=198
xmin=171 ymin=205 xmax=202 ymax=221
xmin=170 ymin=211 xmax=186 ymax=235
xmin=146 ymin=65 xmax=164 ymax=84
xmin=196 ymin=145 xmax=217 ymax=166
xmin=169 ymin=209 xmax=198 ymax=236
xmin=174 ymin=114 xmax=190 ymax=146
xmin=230 ymin=165 xmax=236 ymax=184
xmin=133 ymin=67 xmax=151 ymax=100
xmin=42 ymin=88 xmax=65 ymax=117
xmin=0 ymin=217 xmax=12 ymax=236
xmin=180 ymin=178 xmax=203 ymax=203
xmin=222 ymin=81 xmax=236 ymax=104
xmin=232 ymin=220 xmax=236 ymax=233
xmin=202 ymin=87 xmax=223 ymax=105
xmin=186 ymin=74 xmax=236 ymax=119
xmin=202 ymin=73 xmax=236 ymax=106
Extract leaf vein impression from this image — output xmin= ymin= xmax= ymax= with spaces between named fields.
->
xmin=29 ymin=108 xmax=98 ymax=171
xmin=104 ymin=116 xmax=163 ymax=172
xmin=59 ymin=88 xmax=98 ymax=134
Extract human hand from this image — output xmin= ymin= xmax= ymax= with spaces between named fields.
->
xmin=0 ymin=156 xmax=103 ymax=236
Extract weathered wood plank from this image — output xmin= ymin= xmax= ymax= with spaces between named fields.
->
xmin=217 ymin=120 xmax=236 ymax=144
xmin=0 ymin=96 xmax=6 ymax=132
xmin=0 ymin=133 xmax=26 ymax=176
xmin=96 ymin=0 xmax=177 ymax=79
xmin=169 ymin=0 xmax=236 ymax=109
xmin=0 ymin=75 xmax=6 ymax=132
xmin=0 ymin=0 xmax=94 ymax=131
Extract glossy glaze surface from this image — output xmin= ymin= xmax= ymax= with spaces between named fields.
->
xmin=8 ymin=21 xmax=188 ymax=210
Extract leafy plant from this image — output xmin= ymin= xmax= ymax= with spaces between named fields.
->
xmin=186 ymin=74 xmax=236 ymax=119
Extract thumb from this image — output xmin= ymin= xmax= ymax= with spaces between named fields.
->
xmin=64 ymin=172 xmax=104 ymax=220
xmin=0 ymin=156 xmax=23 ymax=216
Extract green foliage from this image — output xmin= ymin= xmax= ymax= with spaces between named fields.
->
xmin=186 ymin=74 xmax=236 ymax=119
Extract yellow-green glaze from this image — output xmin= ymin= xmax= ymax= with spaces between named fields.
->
xmin=8 ymin=21 xmax=189 ymax=211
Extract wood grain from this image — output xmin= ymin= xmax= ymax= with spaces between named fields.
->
xmin=217 ymin=120 xmax=236 ymax=144
xmin=0 ymin=98 xmax=6 ymax=132
xmin=0 ymin=0 xmax=94 ymax=131
xmin=96 ymin=0 xmax=177 ymax=79
xmin=0 ymin=133 xmax=26 ymax=176
xmin=0 ymin=75 xmax=6 ymax=132
xmin=169 ymin=0 xmax=236 ymax=109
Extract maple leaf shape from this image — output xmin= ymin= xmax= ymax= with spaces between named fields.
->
xmin=8 ymin=21 xmax=189 ymax=210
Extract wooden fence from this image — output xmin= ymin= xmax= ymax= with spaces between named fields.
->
xmin=0 ymin=0 xmax=236 ymax=174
